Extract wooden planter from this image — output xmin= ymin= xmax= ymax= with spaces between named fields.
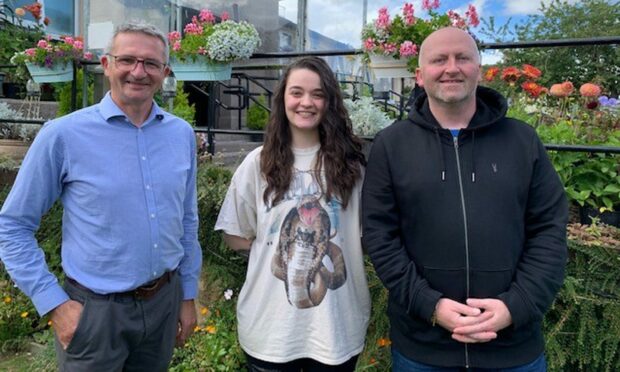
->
xmin=0 ymin=139 xmax=30 ymax=160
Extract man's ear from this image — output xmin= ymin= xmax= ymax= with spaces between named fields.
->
xmin=415 ymin=68 xmax=423 ymax=87
xmin=101 ymin=55 xmax=110 ymax=76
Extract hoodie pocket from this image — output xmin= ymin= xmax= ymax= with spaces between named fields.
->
xmin=469 ymin=268 xmax=513 ymax=298
xmin=422 ymin=267 xmax=467 ymax=302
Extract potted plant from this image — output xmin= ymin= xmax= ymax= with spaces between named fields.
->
xmin=344 ymin=96 xmax=394 ymax=137
xmin=361 ymin=1 xmax=479 ymax=78
xmin=10 ymin=35 xmax=94 ymax=83
xmin=168 ymin=9 xmax=261 ymax=81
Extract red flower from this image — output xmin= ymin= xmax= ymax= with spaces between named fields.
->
xmin=484 ymin=67 xmax=499 ymax=82
xmin=521 ymin=64 xmax=541 ymax=80
xmin=501 ymin=67 xmax=521 ymax=86
xmin=586 ymin=101 xmax=599 ymax=110
xmin=521 ymin=81 xmax=546 ymax=98
xmin=23 ymin=2 xmax=42 ymax=21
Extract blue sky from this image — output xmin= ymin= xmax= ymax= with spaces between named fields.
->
xmin=280 ymin=0 xmax=580 ymax=65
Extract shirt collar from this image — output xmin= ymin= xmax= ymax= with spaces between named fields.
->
xmin=99 ymin=92 xmax=165 ymax=124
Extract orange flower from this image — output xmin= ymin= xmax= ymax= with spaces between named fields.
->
xmin=14 ymin=8 xmax=26 ymax=17
xmin=205 ymin=325 xmax=216 ymax=334
xmin=484 ymin=67 xmax=499 ymax=82
xmin=193 ymin=325 xmax=202 ymax=332
xmin=579 ymin=83 xmax=602 ymax=97
xmin=200 ymin=307 xmax=208 ymax=315
xmin=377 ymin=337 xmax=392 ymax=347
xmin=20 ymin=311 xmax=29 ymax=318
xmin=3 ymin=296 xmax=11 ymax=304
xmin=549 ymin=81 xmax=574 ymax=97
xmin=369 ymin=358 xmax=377 ymax=365
xmin=501 ymin=67 xmax=521 ymax=85
xmin=521 ymin=64 xmax=541 ymax=80
xmin=47 ymin=320 xmax=53 ymax=326
xmin=521 ymin=81 xmax=546 ymax=98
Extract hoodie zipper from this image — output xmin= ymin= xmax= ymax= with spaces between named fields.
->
xmin=453 ymin=135 xmax=471 ymax=368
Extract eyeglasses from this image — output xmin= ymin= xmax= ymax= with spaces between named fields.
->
xmin=107 ymin=54 xmax=167 ymax=74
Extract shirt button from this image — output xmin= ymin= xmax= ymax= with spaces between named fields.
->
xmin=150 ymin=213 xmax=155 ymax=219
xmin=152 ymin=271 xmax=157 ymax=276
xmin=145 ymin=185 xmax=151 ymax=189
xmin=153 ymin=243 xmax=158 ymax=248
xmin=141 ymin=156 xmax=146 ymax=160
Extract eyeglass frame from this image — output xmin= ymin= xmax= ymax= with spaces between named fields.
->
xmin=106 ymin=54 xmax=168 ymax=74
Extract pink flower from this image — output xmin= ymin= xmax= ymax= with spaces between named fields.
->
xmin=37 ymin=39 xmax=48 ymax=48
xmin=64 ymin=36 xmax=74 ymax=45
xmin=221 ymin=11 xmax=230 ymax=21
xmin=73 ymin=40 xmax=83 ymax=50
xmin=83 ymin=52 xmax=93 ymax=60
xmin=399 ymin=41 xmax=418 ymax=57
xmin=579 ymin=83 xmax=602 ymax=97
xmin=364 ymin=37 xmax=376 ymax=51
xmin=25 ymin=48 xmax=36 ymax=56
xmin=403 ymin=3 xmax=415 ymax=25
xmin=381 ymin=42 xmax=398 ymax=55
xmin=447 ymin=10 xmax=466 ymax=28
xmin=168 ymin=31 xmax=181 ymax=42
xmin=184 ymin=22 xmax=203 ymax=35
xmin=197 ymin=46 xmax=207 ymax=55
xmin=465 ymin=5 xmax=479 ymax=27
xmin=199 ymin=9 xmax=215 ymax=23
xmin=375 ymin=7 xmax=390 ymax=30
xmin=172 ymin=41 xmax=182 ymax=52
xmin=422 ymin=0 xmax=440 ymax=10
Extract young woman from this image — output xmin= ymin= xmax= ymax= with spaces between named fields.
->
xmin=215 ymin=56 xmax=370 ymax=371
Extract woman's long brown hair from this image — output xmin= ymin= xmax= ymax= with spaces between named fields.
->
xmin=260 ymin=56 xmax=366 ymax=209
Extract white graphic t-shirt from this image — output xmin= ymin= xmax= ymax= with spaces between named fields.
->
xmin=215 ymin=145 xmax=371 ymax=365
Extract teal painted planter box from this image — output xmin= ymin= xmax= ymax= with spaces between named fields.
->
xmin=170 ymin=59 xmax=232 ymax=81
xmin=25 ymin=62 xmax=73 ymax=83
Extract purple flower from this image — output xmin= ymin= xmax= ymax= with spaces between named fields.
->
xmin=598 ymin=95 xmax=619 ymax=107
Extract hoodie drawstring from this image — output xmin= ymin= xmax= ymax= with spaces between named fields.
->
xmin=434 ymin=129 xmax=447 ymax=181
xmin=471 ymin=131 xmax=476 ymax=183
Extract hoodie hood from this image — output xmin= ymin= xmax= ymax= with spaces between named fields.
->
xmin=407 ymin=85 xmax=508 ymax=183
xmin=408 ymin=85 xmax=508 ymax=132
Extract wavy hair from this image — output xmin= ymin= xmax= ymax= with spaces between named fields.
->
xmin=260 ymin=56 xmax=365 ymax=209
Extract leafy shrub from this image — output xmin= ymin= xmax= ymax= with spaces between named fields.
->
xmin=246 ymin=95 xmax=269 ymax=131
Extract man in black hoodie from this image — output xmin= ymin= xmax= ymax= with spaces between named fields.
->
xmin=362 ymin=27 xmax=567 ymax=371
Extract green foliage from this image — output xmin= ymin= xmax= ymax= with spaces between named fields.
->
xmin=480 ymin=0 xmax=620 ymax=94
xmin=55 ymin=69 xmax=94 ymax=117
xmin=246 ymin=95 xmax=269 ymax=130
xmin=173 ymin=84 xmax=196 ymax=125
xmin=544 ymin=223 xmax=620 ymax=371
xmin=154 ymin=84 xmax=196 ymax=125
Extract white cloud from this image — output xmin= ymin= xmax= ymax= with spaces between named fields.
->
xmin=502 ymin=0 xmax=580 ymax=15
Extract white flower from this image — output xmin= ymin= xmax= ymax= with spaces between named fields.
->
xmin=345 ymin=97 xmax=394 ymax=136
xmin=206 ymin=21 xmax=261 ymax=62
xmin=224 ymin=289 xmax=233 ymax=300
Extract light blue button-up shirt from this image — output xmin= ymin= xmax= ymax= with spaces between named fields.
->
xmin=0 ymin=93 xmax=202 ymax=316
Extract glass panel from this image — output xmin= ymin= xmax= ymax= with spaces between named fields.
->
xmin=44 ymin=0 xmax=73 ymax=35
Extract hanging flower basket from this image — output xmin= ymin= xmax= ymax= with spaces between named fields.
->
xmin=368 ymin=55 xmax=411 ymax=79
xmin=170 ymin=58 xmax=232 ymax=81
xmin=25 ymin=62 xmax=73 ymax=83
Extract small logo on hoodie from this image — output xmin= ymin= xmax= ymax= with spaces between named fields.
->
xmin=491 ymin=163 xmax=498 ymax=173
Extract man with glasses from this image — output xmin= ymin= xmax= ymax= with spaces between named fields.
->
xmin=0 ymin=23 xmax=201 ymax=371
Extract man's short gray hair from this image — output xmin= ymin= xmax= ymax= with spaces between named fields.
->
xmin=105 ymin=23 xmax=169 ymax=62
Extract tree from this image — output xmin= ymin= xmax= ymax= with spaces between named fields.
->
xmin=481 ymin=0 xmax=620 ymax=95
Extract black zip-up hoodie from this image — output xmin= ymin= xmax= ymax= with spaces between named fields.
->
xmin=362 ymin=86 xmax=568 ymax=368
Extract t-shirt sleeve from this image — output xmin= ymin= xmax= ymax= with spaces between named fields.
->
xmin=214 ymin=152 xmax=260 ymax=240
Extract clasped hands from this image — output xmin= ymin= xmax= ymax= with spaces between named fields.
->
xmin=434 ymin=298 xmax=512 ymax=343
